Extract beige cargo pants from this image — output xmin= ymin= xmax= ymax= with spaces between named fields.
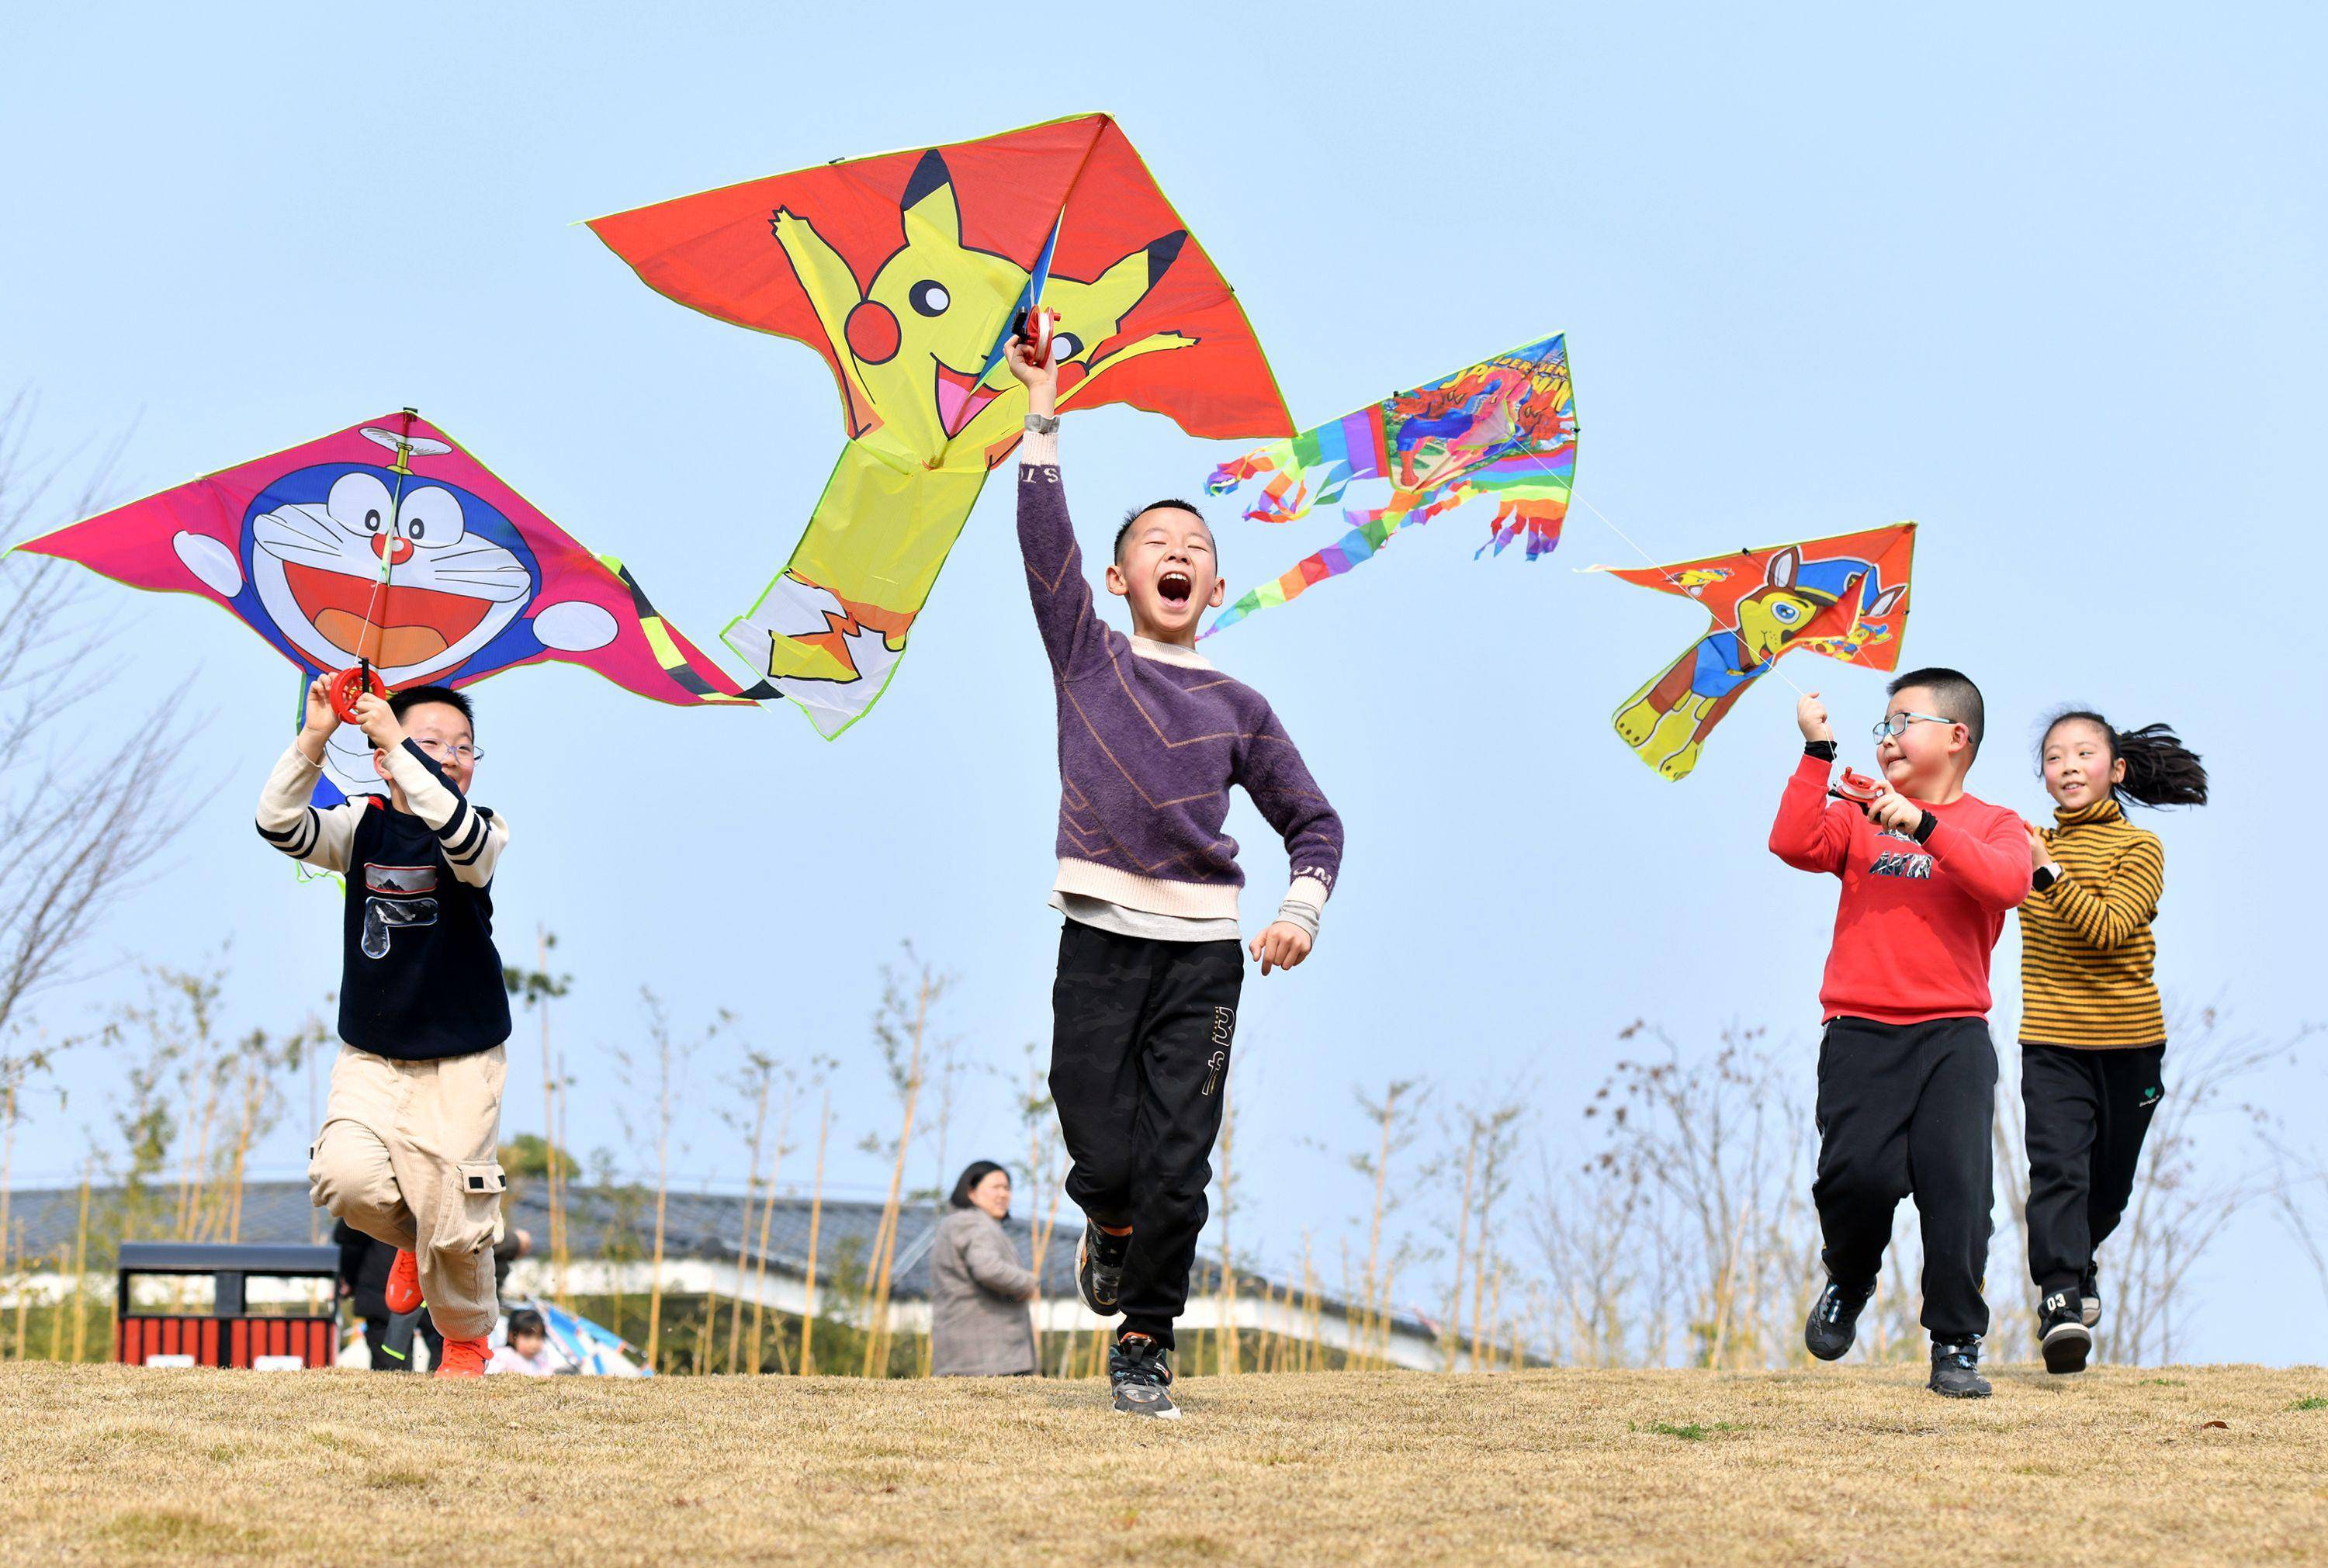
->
xmin=308 ymin=1043 xmax=508 ymax=1341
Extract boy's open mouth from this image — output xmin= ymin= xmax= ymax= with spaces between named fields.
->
xmin=1157 ymin=569 xmax=1193 ymax=607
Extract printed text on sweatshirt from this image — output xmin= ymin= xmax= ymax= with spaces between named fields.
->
xmin=1769 ymin=752 xmax=2029 ymax=1024
xmin=2019 ymin=798 xmax=2167 ymax=1050
xmin=1017 ymin=432 xmax=1343 ymax=920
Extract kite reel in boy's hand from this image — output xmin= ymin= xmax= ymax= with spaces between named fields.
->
xmin=328 ymin=664 xmax=393 ymax=726
xmin=1015 ymin=305 xmax=1059 ymax=369
xmin=1832 ymin=767 xmax=1922 ymax=833
xmin=1831 ymin=768 xmax=1886 ymax=809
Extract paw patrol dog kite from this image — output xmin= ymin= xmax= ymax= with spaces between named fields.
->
xmin=1602 ymin=524 xmax=1915 ymax=781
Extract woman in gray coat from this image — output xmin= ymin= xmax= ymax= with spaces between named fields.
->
xmin=929 ymin=1161 xmax=1040 ymax=1376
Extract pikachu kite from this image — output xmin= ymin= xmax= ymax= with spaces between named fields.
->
xmin=591 ymin=113 xmax=1292 ymax=737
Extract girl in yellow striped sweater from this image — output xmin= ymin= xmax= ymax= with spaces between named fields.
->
xmin=2017 ymin=710 xmax=2207 ymax=1373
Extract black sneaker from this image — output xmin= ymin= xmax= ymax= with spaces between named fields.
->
xmin=1109 ymin=1332 xmax=1178 ymax=1419
xmin=1804 ymin=1275 xmax=1874 ymax=1362
xmin=1928 ymin=1336 xmax=1991 ymax=1398
xmin=2039 ymin=1288 xmax=2093 ymax=1374
xmin=2080 ymin=1265 xmax=2101 ymax=1329
xmin=1076 ymin=1224 xmax=1127 ymax=1316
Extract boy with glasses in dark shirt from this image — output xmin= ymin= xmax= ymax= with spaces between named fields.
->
xmin=261 ymin=677 xmax=512 ymax=1378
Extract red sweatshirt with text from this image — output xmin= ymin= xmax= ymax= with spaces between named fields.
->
xmin=1769 ymin=753 xmax=2032 ymax=1025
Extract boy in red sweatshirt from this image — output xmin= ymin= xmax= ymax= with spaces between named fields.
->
xmin=1770 ymin=667 xmax=2029 ymax=1397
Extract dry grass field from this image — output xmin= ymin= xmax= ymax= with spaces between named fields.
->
xmin=4 ymin=1361 xmax=2324 ymax=1566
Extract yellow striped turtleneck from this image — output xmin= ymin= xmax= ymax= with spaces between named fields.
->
xmin=2017 ymin=798 xmax=2167 ymax=1049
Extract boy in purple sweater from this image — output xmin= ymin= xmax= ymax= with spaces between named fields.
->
xmin=1008 ymin=340 xmax=1343 ymax=1419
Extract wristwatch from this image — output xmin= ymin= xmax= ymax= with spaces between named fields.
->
xmin=2032 ymin=864 xmax=2063 ymax=893
xmin=1024 ymin=414 xmax=1060 ymax=434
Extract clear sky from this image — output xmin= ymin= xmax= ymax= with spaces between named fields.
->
xmin=4 ymin=2 xmax=2320 ymax=1361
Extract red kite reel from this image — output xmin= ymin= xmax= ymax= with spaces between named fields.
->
xmin=329 ymin=665 xmax=392 ymax=726
xmin=1017 ymin=305 xmax=1059 ymax=367
xmin=1830 ymin=767 xmax=1886 ymax=809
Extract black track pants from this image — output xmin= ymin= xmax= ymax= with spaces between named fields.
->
xmin=1050 ymin=920 xmax=1242 ymax=1348
xmin=2021 ymin=1043 xmax=2164 ymax=1296
xmin=1813 ymin=1015 xmax=1997 ymax=1341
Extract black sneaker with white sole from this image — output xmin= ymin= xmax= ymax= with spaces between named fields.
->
xmin=1804 ymin=1275 xmax=1875 ymax=1362
xmin=1109 ymin=1332 xmax=1178 ymax=1419
xmin=1076 ymin=1224 xmax=1128 ymax=1317
xmin=1928 ymin=1336 xmax=1991 ymax=1398
xmin=2080 ymin=1265 xmax=2101 ymax=1329
xmin=2039 ymin=1288 xmax=2093 ymax=1374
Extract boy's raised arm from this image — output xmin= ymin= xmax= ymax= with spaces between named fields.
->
xmin=255 ymin=743 xmax=361 ymax=874
xmin=1016 ymin=431 xmax=1107 ymax=678
xmin=1010 ymin=337 xmax=1108 ymax=679
xmin=255 ymin=674 xmax=362 ymax=872
xmin=376 ymin=741 xmax=508 ymax=888
xmin=1770 ymin=746 xmax=1852 ymax=874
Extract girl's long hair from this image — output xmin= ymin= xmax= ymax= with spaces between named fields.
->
xmin=2039 ymin=709 xmax=2208 ymax=808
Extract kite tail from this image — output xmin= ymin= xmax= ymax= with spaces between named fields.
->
xmin=1210 ymin=446 xmax=1353 ymax=528
xmin=1474 ymin=496 xmax=1571 ymax=562
xmin=1200 ymin=504 xmax=1415 ymax=638
xmin=721 ymin=446 xmax=988 ymax=738
xmin=1206 ymin=449 xmax=1291 ymax=502
xmin=1245 ymin=468 xmax=1314 ymax=525
xmin=601 ymin=555 xmax=776 ymax=704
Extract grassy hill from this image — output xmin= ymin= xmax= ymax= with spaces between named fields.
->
xmin=4 ymin=1362 xmax=2323 ymax=1565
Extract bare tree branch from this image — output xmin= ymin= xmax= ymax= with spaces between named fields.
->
xmin=0 ymin=396 xmax=210 ymax=1044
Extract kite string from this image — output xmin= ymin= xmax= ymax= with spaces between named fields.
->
xmin=1491 ymin=407 xmax=1825 ymax=701
xmin=1564 ymin=489 xmax=1817 ymax=701
xmin=348 ymin=409 xmax=417 ymax=691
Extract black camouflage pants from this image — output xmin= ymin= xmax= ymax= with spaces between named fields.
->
xmin=1051 ymin=920 xmax=1242 ymax=1348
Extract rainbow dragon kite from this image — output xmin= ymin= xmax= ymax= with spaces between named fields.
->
xmin=1202 ymin=334 xmax=1577 ymax=635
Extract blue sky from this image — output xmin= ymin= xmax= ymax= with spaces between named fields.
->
xmin=4 ymin=3 xmax=2320 ymax=1361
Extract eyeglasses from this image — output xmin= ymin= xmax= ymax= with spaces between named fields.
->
xmin=412 ymin=739 xmax=483 ymax=764
xmin=1872 ymin=711 xmax=1954 ymax=741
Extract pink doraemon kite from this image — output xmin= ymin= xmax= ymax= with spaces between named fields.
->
xmin=18 ymin=411 xmax=763 ymax=801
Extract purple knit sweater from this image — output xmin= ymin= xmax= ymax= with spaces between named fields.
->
xmin=1017 ymin=441 xmax=1343 ymax=921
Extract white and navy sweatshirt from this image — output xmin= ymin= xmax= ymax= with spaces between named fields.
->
xmin=256 ymin=741 xmax=511 ymax=1061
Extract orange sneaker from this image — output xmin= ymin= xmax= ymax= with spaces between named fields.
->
xmin=384 ymin=1248 xmax=424 ymax=1315
xmin=434 ymin=1335 xmax=490 ymax=1378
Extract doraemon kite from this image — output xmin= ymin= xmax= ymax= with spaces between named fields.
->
xmin=18 ymin=411 xmax=762 ymax=801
